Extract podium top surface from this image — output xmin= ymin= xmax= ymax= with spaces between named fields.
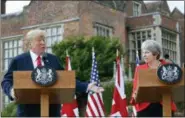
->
xmin=13 ymin=70 xmax=75 ymax=89
xmin=13 ymin=71 xmax=76 ymax=104
xmin=135 ymin=68 xmax=184 ymax=103
xmin=138 ymin=69 xmax=184 ymax=88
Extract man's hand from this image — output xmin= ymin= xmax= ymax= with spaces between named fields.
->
xmin=87 ymin=82 xmax=104 ymax=93
xmin=10 ymin=88 xmax=15 ymax=100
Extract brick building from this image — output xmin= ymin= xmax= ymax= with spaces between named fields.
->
xmin=0 ymin=1 xmax=127 ymax=112
xmin=170 ymin=7 xmax=185 ymax=67
xmin=0 ymin=0 xmax=184 ymax=113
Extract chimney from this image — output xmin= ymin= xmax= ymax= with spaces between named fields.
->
xmin=1 ymin=0 xmax=6 ymax=14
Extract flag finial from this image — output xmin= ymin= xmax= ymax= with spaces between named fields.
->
xmin=92 ymin=47 xmax=94 ymax=53
xmin=121 ymin=55 xmax=123 ymax=59
xmin=66 ymin=50 xmax=69 ymax=56
xmin=116 ymin=49 xmax=119 ymax=57
xmin=136 ymin=50 xmax=139 ymax=55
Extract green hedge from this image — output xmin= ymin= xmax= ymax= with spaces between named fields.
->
xmin=1 ymin=102 xmax=16 ymax=117
xmin=52 ymin=36 xmax=124 ymax=82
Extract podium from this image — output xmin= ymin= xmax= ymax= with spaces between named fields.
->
xmin=135 ymin=68 xmax=184 ymax=116
xmin=13 ymin=70 xmax=75 ymax=117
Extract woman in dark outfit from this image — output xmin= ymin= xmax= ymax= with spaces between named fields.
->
xmin=130 ymin=40 xmax=177 ymax=117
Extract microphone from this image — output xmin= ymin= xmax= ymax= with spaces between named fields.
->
xmin=42 ymin=53 xmax=48 ymax=64
xmin=164 ymin=53 xmax=174 ymax=64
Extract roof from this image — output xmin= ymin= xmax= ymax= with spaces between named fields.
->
xmin=1 ymin=11 xmax=23 ymax=19
xmin=93 ymin=1 xmax=126 ymax=12
xmin=171 ymin=7 xmax=184 ymax=16
xmin=145 ymin=1 xmax=162 ymax=13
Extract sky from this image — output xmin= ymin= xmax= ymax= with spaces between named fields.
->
xmin=5 ymin=1 xmax=184 ymax=14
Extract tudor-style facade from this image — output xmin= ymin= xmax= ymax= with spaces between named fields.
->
xmin=0 ymin=1 xmax=127 ymax=111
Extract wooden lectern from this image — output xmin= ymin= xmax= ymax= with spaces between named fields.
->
xmin=13 ymin=71 xmax=75 ymax=117
xmin=135 ymin=68 xmax=184 ymax=117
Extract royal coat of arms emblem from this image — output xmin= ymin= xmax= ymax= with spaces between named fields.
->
xmin=157 ymin=64 xmax=182 ymax=84
xmin=31 ymin=66 xmax=57 ymax=86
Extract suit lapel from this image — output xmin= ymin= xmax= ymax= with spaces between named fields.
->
xmin=26 ymin=52 xmax=34 ymax=70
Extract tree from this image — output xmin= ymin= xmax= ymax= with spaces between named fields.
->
xmin=52 ymin=36 xmax=124 ymax=82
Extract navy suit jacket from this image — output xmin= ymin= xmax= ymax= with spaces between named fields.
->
xmin=1 ymin=52 xmax=88 ymax=117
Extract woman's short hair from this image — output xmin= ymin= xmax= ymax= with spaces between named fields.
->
xmin=141 ymin=40 xmax=162 ymax=59
xmin=26 ymin=29 xmax=46 ymax=42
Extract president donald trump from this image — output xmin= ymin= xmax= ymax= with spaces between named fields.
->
xmin=1 ymin=29 xmax=104 ymax=117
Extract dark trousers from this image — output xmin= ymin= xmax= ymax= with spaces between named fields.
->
xmin=137 ymin=103 xmax=174 ymax=117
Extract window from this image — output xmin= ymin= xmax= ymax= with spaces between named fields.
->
xmin=162 ymin=30 xmax=177 ymax=62
xmin=3 ymin=95 xmax=10 ymax=108
xmin=94 ymin=23 xmax=113 ymax=37
xmin=133 ymin=2 xmax=141 ymax=16
xmin=3 ymin=38 xmax=23 ymax=71
xmin=41 ymin=25 xmax=64 ymax=53
xmin=129 ymin=30 xmax=152 ymax=63
xmin=2 ymin=37 xmax=23 ymax=108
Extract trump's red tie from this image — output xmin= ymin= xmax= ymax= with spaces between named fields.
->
xmin=37 ymin=56 xmax=42 ymax=67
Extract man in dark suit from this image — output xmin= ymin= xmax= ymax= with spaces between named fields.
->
xmin=164 ymin=53 xmax=174 ymax=63
xmin=1 ymin=29 xmax=104 ymax=117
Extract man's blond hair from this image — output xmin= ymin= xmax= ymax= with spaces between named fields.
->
xmin=26 ymin=29 xmax=46 ymax=42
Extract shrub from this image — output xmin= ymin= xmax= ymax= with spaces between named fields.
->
xmin=52 ymin=36 xmax=124 ymax=82
xmin=1 ymin=102 xmax=16 ymax=117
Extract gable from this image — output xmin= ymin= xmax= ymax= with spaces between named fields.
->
xmin=145 ymin=1 xmax=161 ymax=13
xmin=145 ymin=1 xmax=171 ymax=16
xmin=171 ymin=8 xmax=184 ymax=19
xmin=160 ymin=1 xmax=171 ymax=16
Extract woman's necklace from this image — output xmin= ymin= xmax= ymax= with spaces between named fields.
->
xmin=148 ymin=61 xmax=161 ymax=69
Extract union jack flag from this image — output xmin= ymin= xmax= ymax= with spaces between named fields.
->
xmin=110 ymin=50 xmax=128 ymax=117
xmin=60 ymin=50 xmax=79 ymax=117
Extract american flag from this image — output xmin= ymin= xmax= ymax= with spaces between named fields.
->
xmin=85 ymin=48 xmax=105 ymax=117
xmin=110 ymin=51 xmax=128 ymax=117
xmin=132 ymin=50 xmax=140 ymax=117
xmin=60 ymin=51 xmax=79 ymax=117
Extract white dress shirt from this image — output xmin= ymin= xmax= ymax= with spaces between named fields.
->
xmin=30 ymin=50 xmax=44 ymax=68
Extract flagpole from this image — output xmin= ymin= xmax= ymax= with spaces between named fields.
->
xmin=121 ymin=55 xmax=125 ymax=73
xmin=112 ymin=61 xmax=116 ymax=82
xmin=129 ymin=64 xmax=132 ymax=80
xmin=121 ymin=55 xmax=127 ymax=81
xmin=136 ymin=50 xmax=139 ymax=59
xmin=92 ymin=47 xmax=94 ymax=53
xmin=116 ymin=49 xmax=119 ymax=57
xmin=136 ymin=50 xmax=139 ymax=65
